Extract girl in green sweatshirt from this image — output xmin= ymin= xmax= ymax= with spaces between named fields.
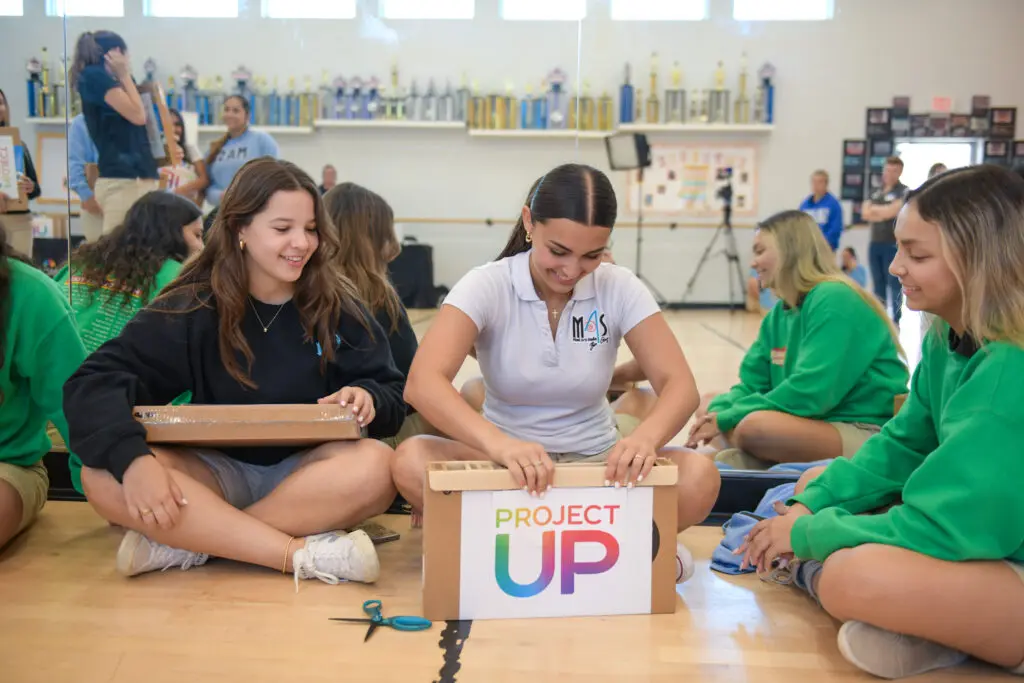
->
xmin=0 ymin=222 xmax=87 ymax=550
xmin=54 ymin=191 xmax=204 ymax=355
xmin=740 ymin=165 xmax=1024 ymax=679
xmin=687 ymin=210 xmax=909 ymax=469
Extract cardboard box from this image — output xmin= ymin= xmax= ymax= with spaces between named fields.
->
xmin=422 ymin=459 xmax=678 ymax=621
xmin=132 ymin=404 xmax=362 ymax=447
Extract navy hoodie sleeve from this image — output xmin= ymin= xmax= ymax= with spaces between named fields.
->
xmin=337 ymin=306 xmax=407 ymax=439
xmin=63 ymin=298 xmax=194 ymax=482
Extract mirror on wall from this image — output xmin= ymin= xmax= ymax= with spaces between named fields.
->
xmin=3 ymin=1 xmax=75 ymax=289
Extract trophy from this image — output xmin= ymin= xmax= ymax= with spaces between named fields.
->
xmin=25 ymin=56 xmax=41 ymax=118
xmin=757 ymin=62 xmax=776 ymax=124
xmin=734 ymin=53 xmax=751 ymax=124
xmin=300 ymin=76 xmax=317 ymax=126
xmin=438 ymin=81 xmax=456 ymax=122
xmin=568 ymin=80 xmax=594 ymax=130
xmin=697 ymin=89 xmax=709 ymax=123
xmin=405 ymin=80 xmax=421 ymax=121
xmin=468 ymin=81 xmax=485 ymax=129
xmin=532 ymin=80 xmax=548 ymax=129
xmin=664 ymin=61 xmax=685 ymax=123
xmin=56 ymin=53 xmax=73 ymax=117
xmin=546 ymin=69 xmax=568 ymax=129
xmin=349 ymin=77 xmax=367 ymax=120
xmin=455 ymin=73 xmax=470 ymax=123
xmin=366 ymin=77 xmax=381 ymax=120
xmin=212 ymin=75 xmax=225 ymax=122
xmin=179 ymin=65 xmax=199 ymax=113
xmin=495 ymin=81 xmax=516 ymax=129
xmin=520 ymin=83 xmax=534 ymax=129
xmin=388 ymin=63 xmax=405 ymax=120
xmin=317 ymin=70 xmax=333 ymax=121
xmin=231 ymin=66 xmax=256 ymax=124
xmin=708 ymin=61 xmax=730 ymax=123
xmin=421 ymin=79 xmax=438 ymax=122
xmin=619 ymin=64 xmax=634 ymax=124
xmin=597 ymin=90 xmax=614 ymax=130
xmin=645 ymin=52 xmax=660 ymax=124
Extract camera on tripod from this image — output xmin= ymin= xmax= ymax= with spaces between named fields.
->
xmin=715 ymin=167 xmax=734 ymax=207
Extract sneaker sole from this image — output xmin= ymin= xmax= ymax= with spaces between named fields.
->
xmin=115 ymin=530 xmax=145 ymax=578
xmin=348 ymin=529 xmax=381 ymax=584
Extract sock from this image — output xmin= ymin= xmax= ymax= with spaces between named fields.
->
xmin=792 ymin=560 xmax=825 ymax=604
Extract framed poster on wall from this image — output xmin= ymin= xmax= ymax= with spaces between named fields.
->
xmin=35 ymin=132 xmax=75 ymax=206
xmin=625 ymin=143 xmax=758 ymax=218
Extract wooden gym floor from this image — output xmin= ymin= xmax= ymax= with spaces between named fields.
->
xmin=3 ymin=309 xmax=999 ymax=683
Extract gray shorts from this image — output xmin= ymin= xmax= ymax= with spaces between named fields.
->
xmin=195 ymin=449 xmax=308 ymax=509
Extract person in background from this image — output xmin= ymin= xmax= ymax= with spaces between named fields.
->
xmin=54 ymin=192 xmax=203 ymax=357
xmin=64 ymin=158 xmax=404 ymax=584
xmin=67 ymin=113 xmax=102 ymax=242
xmin=841 ymin=246 xmax=867 ymax=288
xmin=392 ymin=163 xmax=722 ymax=584
xmin=862 ymin=156 xmax=908 ymax=324
xmin=0 ymin=88 xmax=41 ymax=255
xmin=161 ymin=109 xmax=208 ymax=205
xmin=322 ymin=182 xmax=436 ymax=447
xmin=740 ymin=165 xmax=1024 ymax=680
xmin=202 ymin=96 xmax=279 ymax=208
xmin=0 ymin=222 xmax=87 ymax=552
xmin=70 ymin=31 xmax=159 ymax=236
xmin=319 ymin=165 xmax=337 ymax=196
xmin=685 ymin=210 xmax=908 ymax=470
xmin=928 ymin=162 xmax=947 ymax=179
xmin=799 ymin=170 xmax=844 ymax=252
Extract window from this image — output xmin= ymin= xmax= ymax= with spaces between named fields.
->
xmin=380 ymin=0 xmax=473 ymax=19
xmin=501 ymin=0 xmax=585 ymax=21
xmin=893 ymin=141 xmax=978 ymax=191
xmin=145 ymin=0 xmax=238 ymax=18
xmin=0 ymin=0 xmax=22 ymax=17
xmin=262 ymin=0 xmax=356 ymax=19
xmin=733 ymin=0 xmax=833 ymax=21
xmin=611 ymin=0 xmax=707 ymax=21
xmin=48 ymin=0 xmax=123 ymax=16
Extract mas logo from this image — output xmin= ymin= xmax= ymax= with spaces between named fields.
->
xmin=571 ymin=309 xmax=609 ymax=350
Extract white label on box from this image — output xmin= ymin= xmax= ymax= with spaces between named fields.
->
xmin=0 ymin=135 xmax=18 ymax=196
xmin=458 ymin=486 xmax=653 ymax=620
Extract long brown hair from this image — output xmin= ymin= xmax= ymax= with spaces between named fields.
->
xmin=322 ymin=182 xmax=403 ymax=332
xmin=205 ymin=95 xmax=248 ymax=171
xmin=70 ymin=30 xmax=127 ymax=89
xmin=498 ymin=163 xmax=617 ymax=260
xmin=907 ymin=164 xmax=1024 ymax=347
xmin=154 ymin=157 xmax=371 ymax=389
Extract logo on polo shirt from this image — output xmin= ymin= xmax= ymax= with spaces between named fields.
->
xmin=771 ymin=347 xmax=786 ymax=365
xmin=571 ymin=309 xmax=609 ymax=350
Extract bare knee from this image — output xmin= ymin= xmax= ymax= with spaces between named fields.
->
xmin=392 ymin=436 xmax=432 ymax=487
xmin=338 ymin=440 xmax=396 ymax=515
xmin=665 ymin=448 xmax=722 ymax=530
xmin=460 ymin=377 xmax=485 ymax=412
xmin=818 ymin=544 xmax=891 ymax=621
xmin=794 ymin=465 xmax=829 ymax=494
xmin=731 ymin=411 xmax=775 ymax=451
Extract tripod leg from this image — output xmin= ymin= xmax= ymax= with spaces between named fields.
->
xmin=682 ymin=225 xmax=725 ymax=298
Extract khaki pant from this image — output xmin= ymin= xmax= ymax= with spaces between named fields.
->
xmin=715 ymin=421 xmax=882 ymax=470
xmin=94 ymin=178 xmax=160 ymax=235
xmin=0 ymin=461 xmax=49 ymax=534
xmin=78 ymin=207 xmax=104 ymax=242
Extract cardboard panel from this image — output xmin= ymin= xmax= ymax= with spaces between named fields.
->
xmin=132 ymin=404 xmax=362 ymax=446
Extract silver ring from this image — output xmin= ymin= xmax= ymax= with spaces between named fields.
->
xmin=633 ymin=454 xmax=644 ymax=461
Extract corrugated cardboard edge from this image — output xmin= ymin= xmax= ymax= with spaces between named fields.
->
xmin=651 ymin=484 xmax=678 ymax=614
xmin=426 ymin=459 xmax=678 ymax=492
xmin=422 ymin=479 xmax=461 ymax=621
xmin=132 ymin=404 xmax=362 ymax=445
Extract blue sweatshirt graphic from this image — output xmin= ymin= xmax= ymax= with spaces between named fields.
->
xmin=205 ymin=129 xmax=280 ymax=206
xmin=799 ymin=192 xmax=844 ymax=251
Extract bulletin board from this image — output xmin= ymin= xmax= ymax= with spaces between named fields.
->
xmin=626 ymin=143 xmax=758 ymax=218
xmin=35 ymin=131 xmax=76 ymax=206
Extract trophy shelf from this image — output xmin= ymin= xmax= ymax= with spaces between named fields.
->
xmin=198 ymin=125 xmax=314 ymax=135
xmin=314 ymin=119 xmax=465 ymax=130
xmin=618 ymin=123 xmax=774 ymax=135
xmin=467 ymin=129 xmax=610 ymax=140
xmin=27 ymin=117 xmax=69 ymax=125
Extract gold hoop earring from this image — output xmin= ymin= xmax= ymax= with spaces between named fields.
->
xmin=525 ymin=232 xmax=533 ymax=243
xmin=239 ymin=238 xmax=245 ymax=250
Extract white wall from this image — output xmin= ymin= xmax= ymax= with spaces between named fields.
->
xmin=4 ymin=0 xmax=1023 ymax=303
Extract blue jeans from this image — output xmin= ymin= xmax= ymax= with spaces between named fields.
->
xmin=869 ymin=242 xmax=901 ymax=323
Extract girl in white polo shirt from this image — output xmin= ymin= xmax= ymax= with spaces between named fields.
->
xmin=392 ymin=163 xmax=722 ymax=582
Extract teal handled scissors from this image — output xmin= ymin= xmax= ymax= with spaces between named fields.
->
xmin=329 ymin=599 xmax=432 ymax=642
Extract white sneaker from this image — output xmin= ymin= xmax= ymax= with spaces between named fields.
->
xmin=116 ymin=530 xmax=209 ymax=577
xmin=676 ymin=541 xmax=695 ymax=583
xmin=837 ymin=621 xmax=968 ymax=679
xmin=292 ymin=529 xmax=380 ymax=590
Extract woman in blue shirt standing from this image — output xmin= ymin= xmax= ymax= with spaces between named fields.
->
xmin=202 ymin=96 xmax=279 ymax=208
xmin=70 ymin=31 xmax=159 ymax=237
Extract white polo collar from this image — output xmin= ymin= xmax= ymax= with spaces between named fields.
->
xmin=509 ymin=250 xmax=596 ymax=303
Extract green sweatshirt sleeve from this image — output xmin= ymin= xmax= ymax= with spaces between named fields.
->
xmin=15 ymin=300 xmax=88 ymax=450
xmin=708 ymin=317 xmax=772 ymax=413
xmin=789 ymin=356 xmax=937 ymax=515
xmin=790 ymin=407 xmax=1024 ymax=562
xmin=714 ymin=285 xmax=888 ymax=432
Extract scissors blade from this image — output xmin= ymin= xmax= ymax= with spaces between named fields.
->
xmin=364 ymin=622 xmax=379 ymax=642
xmin=328 ymin=618 xmax=373 ymax=623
